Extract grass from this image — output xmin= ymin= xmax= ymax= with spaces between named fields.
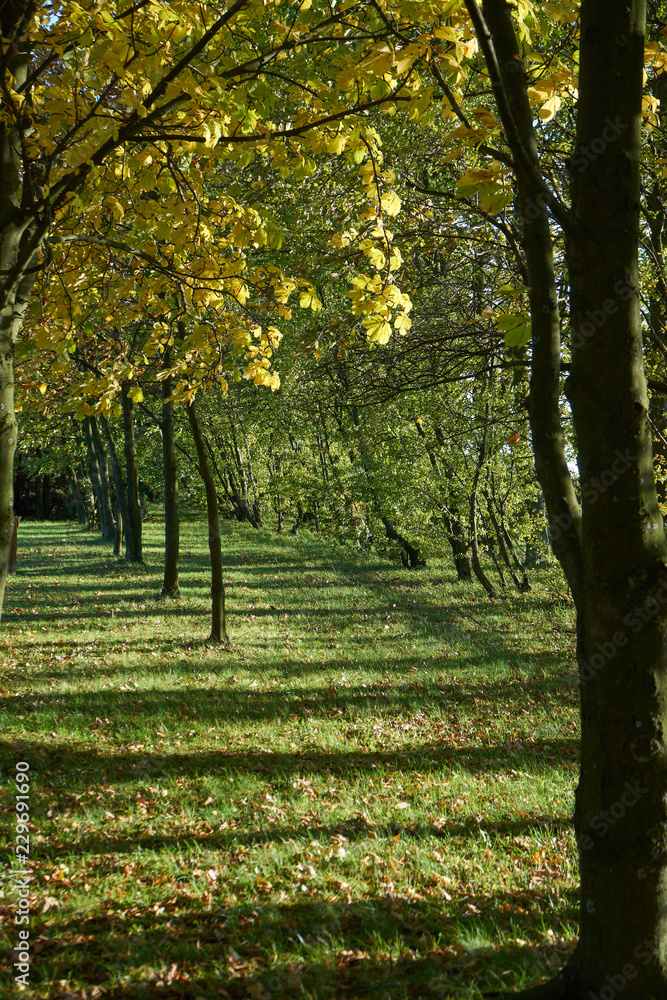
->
xmin=0 ymin=518 xmax=581 ymax=999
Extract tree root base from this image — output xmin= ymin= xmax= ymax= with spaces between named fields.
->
xmin=202 ymin=633 xmax=231 ymax=649
xmin=160 ymin=587 xmax=181 ymax=599
xmin=482 ymin=964 xmax=588 ymax=1000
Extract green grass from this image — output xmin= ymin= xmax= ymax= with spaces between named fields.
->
xmin=0 ymin=519 xmax=580 ymax=999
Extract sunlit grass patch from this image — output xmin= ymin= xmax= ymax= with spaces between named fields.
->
xmin=0 ymin=519 xmax=578 ymax=998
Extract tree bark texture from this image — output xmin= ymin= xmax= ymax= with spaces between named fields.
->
xmin=476 ymin=0 xmax=667 ymax=995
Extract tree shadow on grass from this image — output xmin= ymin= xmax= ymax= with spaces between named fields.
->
xmin=0 ymin=735 xmax=579 ymax=785
xmin=35 ymin=812 xmax=573 ymax=863
xmin=0 ymin=670 xmax=577 ymax=723
xmin=0 ymin=891 xmax=577 ymax=998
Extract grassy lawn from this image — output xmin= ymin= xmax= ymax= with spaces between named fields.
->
xmin=0 ymin=519 xmax=580 ymax=999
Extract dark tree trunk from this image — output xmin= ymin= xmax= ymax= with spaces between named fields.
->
xmin=468 ymin=406 xmax=496 ymax=597
xmin=13 ymin=458 xmax=25 ymax=520
xmin=475 ymin=0 xmax=667 ymax=995
xmin=35 ymin=475 xmax=45 ymax=520
xmin=121 ymin=388 xmax=143 ymax=563
xmin=113 ymin=501 xmax=122 ymax=557
xmin=0 ymin=7 xmax=33 ymax=618
xmin=42 ymin=474 xmax=51 ymax=519
xmin=341 ymin=402 xmax=425 ymax=567
xmin=380 ymin=515 xmax=424 ymax=568
xmin=187 ymin=398 xmax=229 ymax=645
xmin=484 ymin=489 xmax=528 ymax=591
xmin=161 ymin=362 xmax=180 ymax=598
xmin=84 ymin=416 xmax=115 ymax=541
xmin=414 ymin=418 xmax=471 ymax=578
xmin=7 ymin=515 xmax=18 ymax=574
xmin=446 ymin=515 xmax=472 ymax=580
xmin=567 ymin=0 xmax=667 ymax=990
xmin=67 ymin=469 xmax=88 ymax=525
xmin=84 ymin=462 xmax=98 ymax=530
xmin=99 ymin=415 xmax=132 ymax=560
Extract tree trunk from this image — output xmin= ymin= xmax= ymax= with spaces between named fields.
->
xmin=83 ymin=416 xmax=114 ymax=541
xmin=476 ymin=0 xmax=667 ymax=995
xmin=35 ymin=474 xmax=45 ymax=520
xmin=187 ymin=398 xmax=229 ymax=645
xmin=113 ymin=500 xmax=122 ymax=557
xmin=446 ymin=515 xmax=472 ymax=580
xmin=84 ymin=461 xmax=98 ymax=530
xmin=121 ymin=387 xmax=143 ymax=563
xmin=414 ymin=418 xmax=471 ymax=578
xmin=90 ymin=415 xmax=116 ymax=541
xmin=0 ymin=7 xmax=33 ymax=619
xmin=468 ymin=404 xmax=496 ymax=597
xmin=342 ymin=402 xmax=425 ymax=567
xmin=484 ymin=489 xmax=530 ymax=591
xmin=161 ymin=362 xmax=180 ymax=598
xmin=100 ymin=415 xmax=132 ymax=560
xmin=7 ymin=515 xmax=19 ymax=574
xmin=567 ymin=0 xmax=667 ymax=991
xmin=67 ymin=469 xmax=88 ymax=525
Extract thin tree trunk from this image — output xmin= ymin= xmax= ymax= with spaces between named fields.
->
xmin=113 ymin=501 xmax=122 ymax=557
xmin=35 ymin=475 xmax=45 ymax=520
xmin=343 ymin=401 xmax=425 ymax=567
xmin=67 ymin=469 xmax=88 ymax=525
xmin=99 ymin=415 xmax=132 ymax=560
xmin=500 ymin=522 xmax=531 ymax=592
xmin=84 ymin=461 xmax=98 ymax=530
xmin=187 ymin=398 xmax=229 ymax=645
xmin=84 ymin=416 xmax=114 ymax=541
xmin=267 ymin=435 xmax=283 ymax=531
xmin=484 ymin=489 xmax=523 ymax=589
xmin=42 ymin=474 xmax=51 ymax=519
xmin=469 ymin=406 xmax=496 ymax=597
xmin=414 ymin=418 xmax=471 ymax=579
xmin=122 ymin=387 xmax=143 ymax=563
xmin=161 ymin=360 xmax=180 ymax=597
xmin=90 ymin=415 xmax=116 ymax=541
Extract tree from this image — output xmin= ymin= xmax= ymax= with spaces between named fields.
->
xmin=187 ymin=396 xmax=229 ymax=645
xmin=0 ymin=0 xmax=423 ymax=617
xmin=464 ymin=0 xmax=667 ymax=995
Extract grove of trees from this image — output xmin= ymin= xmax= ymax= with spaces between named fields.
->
xmin=5 ymin=0 xmax=667 ymax=996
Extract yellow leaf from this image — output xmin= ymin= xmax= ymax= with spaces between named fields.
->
xmin=363 ymin=315 xmax=392 ymax=344
xmin=381 ymin=191 xmax=402 ymax=217
xmin=299 ymin=289 xmax=322 ymax=311
xmin=538 ymin=94 xmax=561 ymax=121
